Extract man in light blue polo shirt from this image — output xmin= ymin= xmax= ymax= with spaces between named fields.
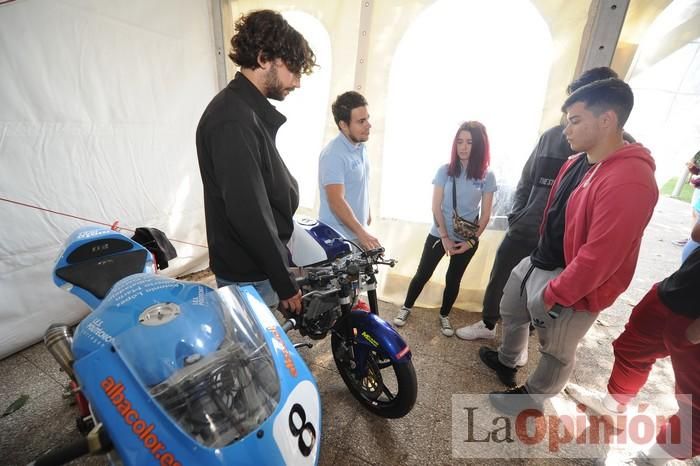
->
xmin=318 ymin=91 xmax=381 ymax=250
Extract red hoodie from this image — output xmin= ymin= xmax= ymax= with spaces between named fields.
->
xmin=542 ymin=143 xmax=658 ymax=312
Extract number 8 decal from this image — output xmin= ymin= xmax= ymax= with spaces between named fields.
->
xmin=288 ymin=403 xmax=316 ymax=457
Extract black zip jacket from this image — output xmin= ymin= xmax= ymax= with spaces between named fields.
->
xmin=507 ymin=124 xmax=634 ymax=244
xmin=507 ymin=125 xmax=574 ymax=243
xmin=196 ymin=72 xmax=299 ymax=299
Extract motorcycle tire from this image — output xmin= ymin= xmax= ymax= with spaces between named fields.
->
xmin=331 ymin=333 xmax=417 ymax=418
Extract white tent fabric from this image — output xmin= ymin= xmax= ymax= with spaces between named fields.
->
xmin=0 ymin=0 xmax=217 ymax=358
xmin=1 ymin=0 xmax=698 ymax=359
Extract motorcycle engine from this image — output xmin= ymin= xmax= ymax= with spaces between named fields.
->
xmin=300 ymin=289 xmax=342 ymax=340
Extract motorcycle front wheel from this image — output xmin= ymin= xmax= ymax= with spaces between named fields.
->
xmin=331 ymin=334 xmax=417 ymax=418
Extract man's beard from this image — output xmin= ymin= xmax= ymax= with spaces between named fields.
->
xmin=347 ymin=132 xmax=368 ymax=144
xmin=264 ymin=65 xmax=291 ymax=101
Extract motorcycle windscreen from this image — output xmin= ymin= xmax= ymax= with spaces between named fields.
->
xmin=111 ymin=282 xmax=280 ymax=448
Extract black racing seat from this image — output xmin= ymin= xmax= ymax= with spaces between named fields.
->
xmin=55 ymin=249 xmax=149 ymax=300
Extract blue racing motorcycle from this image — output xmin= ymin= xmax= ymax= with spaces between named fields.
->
xmin=34 ymin=219 xmax=416 ymax=465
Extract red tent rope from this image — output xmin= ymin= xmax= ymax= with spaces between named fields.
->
xmin=0 ymin=196 xmax=208 ymax=249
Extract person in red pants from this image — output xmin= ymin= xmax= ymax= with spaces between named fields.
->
xmin=566 ymin=222 xmax=700 ymax=465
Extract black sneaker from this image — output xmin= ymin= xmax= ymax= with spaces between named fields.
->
xmin=478 ymin=347 xmax=517 ymax=388
xmin=489 ymin=385 xmax=544 ymax=416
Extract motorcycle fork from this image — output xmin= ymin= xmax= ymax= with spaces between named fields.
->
xmin=332 ymin=308 xmax=359 ymax=370
xmin=334 ymin=310 xmax=376 ymax=378
xmin=365 ymin=274 xmax=379 ymax=315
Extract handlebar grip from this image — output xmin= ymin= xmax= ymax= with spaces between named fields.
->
xmin=295 ymin=276 xmax=310 ymax=287
xmin=361 ymin=247 xmax=385 ymax=258
xmin=281 ymin=319 xmax=297 ymax=333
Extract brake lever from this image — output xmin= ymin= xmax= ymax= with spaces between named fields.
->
xmin=301 ymin=288 xmax=340 ymax=300
xmin=361 ymin=246 xmax=385 ymax=258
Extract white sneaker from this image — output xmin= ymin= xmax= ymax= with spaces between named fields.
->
xmin=565 ymin=383 xmax=626 ymax=430
xmin=393 ymin=306 xmax=411 ymax=327
xmin=456 ymin=321 xmax=497 ymax=340
xmin=439 ymin=315 xmax=454 ymax=337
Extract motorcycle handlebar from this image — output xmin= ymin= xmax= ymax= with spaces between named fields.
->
xmin=376 ymin=258 xmax=397 ymax=267
xmin=281 ymin=319 xmax=297 ymax=333
xmin=360 ymin=246 xmax=385 ymax=258
xmin=301 ymin=288 xmax=340 ymax=300
xmin=295 ymin=276 xmax=310 ymax=287
xmin=294 ymin=251 xmax=397 ymax=287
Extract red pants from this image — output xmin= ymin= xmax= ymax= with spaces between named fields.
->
xmin=608 ymin=284 xmax=700 ymax=459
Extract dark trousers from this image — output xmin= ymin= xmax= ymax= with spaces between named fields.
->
xmin=481 ymin=234 xmax=537 ymax=328
xmin=403 ymin=234 xmax=478 ymax=316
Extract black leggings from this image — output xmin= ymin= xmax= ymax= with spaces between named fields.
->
xmin=403 ymin=234 xmax=479 ymax=316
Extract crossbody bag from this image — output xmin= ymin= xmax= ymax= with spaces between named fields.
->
xmin=451 ymin=177 xmax=479 ymax=250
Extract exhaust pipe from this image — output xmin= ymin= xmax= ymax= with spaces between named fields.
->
xmin=44 ymin=324 xmax=75 ymax=380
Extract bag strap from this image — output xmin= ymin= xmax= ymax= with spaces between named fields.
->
xmin=452 ymin=174 xmax=480 ymax=224
xmin=451 ymin=175 xmax=458 ymax=213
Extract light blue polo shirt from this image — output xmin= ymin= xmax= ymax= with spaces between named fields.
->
xmin=318 ymin=132 xmax=370 ymax=240
xmin=429 ymin=164 xmax=497 ymax=241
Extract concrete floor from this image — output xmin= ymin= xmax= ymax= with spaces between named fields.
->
xmin=1 ymin=196 xmax=697 ymax=465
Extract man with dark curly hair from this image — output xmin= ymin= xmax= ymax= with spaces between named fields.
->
xmin=196 ymin=10 xmax=316 ymax=314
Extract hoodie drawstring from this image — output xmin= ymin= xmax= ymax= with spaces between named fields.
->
xmin=582 ymin=160 xmax=603 ymax=188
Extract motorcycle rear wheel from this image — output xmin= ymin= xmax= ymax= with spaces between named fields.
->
xmin=331 ymin=334 xmax=417 ymax=418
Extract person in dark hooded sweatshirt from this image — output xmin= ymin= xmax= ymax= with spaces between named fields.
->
xmin=480 ymin=78 xmax=659 ymax=416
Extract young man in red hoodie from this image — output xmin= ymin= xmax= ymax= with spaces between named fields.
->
xmin=479 ymin=78 xmax=659 ymax=414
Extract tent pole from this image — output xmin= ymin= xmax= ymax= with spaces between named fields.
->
xmin=353 ymin=0 xmax=374 ymax=93
xmin=575 ymin=0 xmax=630 ymax=74
xmin=210 ymin=0 xmax=232 ymax=90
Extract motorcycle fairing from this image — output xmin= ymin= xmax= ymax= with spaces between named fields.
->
xmin=71 ymin=274 xmax=226 ymax=380
xmin=75 ymin=345 xmax=291 ymax=466
xmin=72 ymin=281 xmax=321 ymax=465
xmin=288 ymin=217 xmax=351 ymax=267
xmin=346 ymin=309 xmax=412 ymax=371
xmin=230 ymin=285 xmax=322 ymax=466
xmin=53 ymin=226 xmax=155 ymax=309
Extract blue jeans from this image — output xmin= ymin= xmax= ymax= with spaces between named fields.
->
xmin=215 ymin=276 xmax=279 ymax=310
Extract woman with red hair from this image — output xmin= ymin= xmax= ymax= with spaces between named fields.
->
xmin=394 ymin=121 xmax=496 ymax=336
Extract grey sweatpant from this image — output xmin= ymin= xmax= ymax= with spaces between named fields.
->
xmin=497 ymin=257 xmax=599 ymax=396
